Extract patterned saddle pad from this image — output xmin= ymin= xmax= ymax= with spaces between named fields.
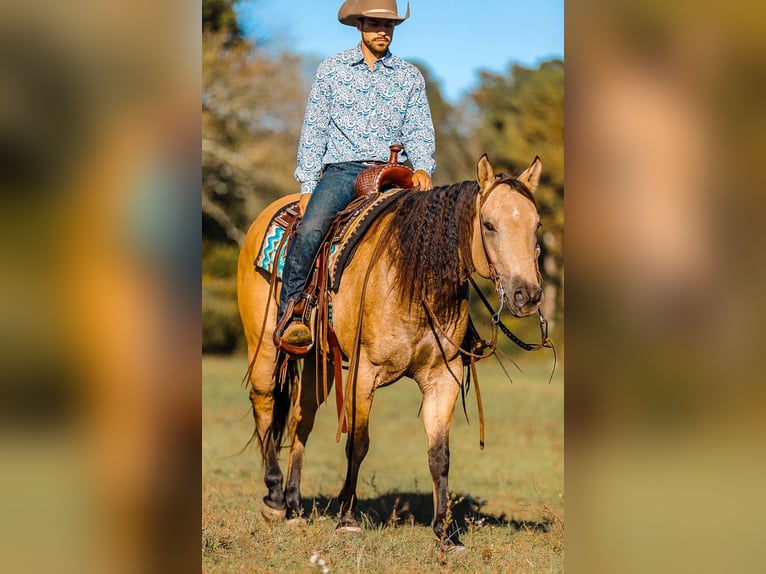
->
xmin=254 ymin=189 xmax=404 ymax=291
xmin=254 ymin=204 xmax=298 ymax=278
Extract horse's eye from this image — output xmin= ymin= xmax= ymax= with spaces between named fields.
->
xmin=483 ymin=221 xmax=496 ymax=232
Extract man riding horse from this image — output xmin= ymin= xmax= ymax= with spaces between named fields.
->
xmin=239 ymin=0 xmax=549 ymax=552
xmin=275 ymin=0 xmax=436 ymax=352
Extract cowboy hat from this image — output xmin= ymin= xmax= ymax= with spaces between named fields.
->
xmin=338 ymin=0 xmax=410 ymax=27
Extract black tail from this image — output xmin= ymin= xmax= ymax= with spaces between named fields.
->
xmin=266 ymin=351 xmax=296 ymax=457
xmin=241 ymin=351 xmax=297 ymax=462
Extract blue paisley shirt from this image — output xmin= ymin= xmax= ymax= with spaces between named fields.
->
xmin=295 ymin=45 xmax=436 ymax=194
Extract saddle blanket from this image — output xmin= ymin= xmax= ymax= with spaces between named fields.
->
xmin=254 ymin=189 xmax=404 ymax=290
xmin=254 ymin=209 xmax=295 ymax=279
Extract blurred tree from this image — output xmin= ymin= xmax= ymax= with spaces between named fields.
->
xmin=203 ymin=0 xmax=242 ymax=39
xmin=473 ymin=60 xmax=564 ymax=186
xmin=202 ymin=32 xmax=306 ymax=245
xmin=202 ymin=3 xmax=308 ymax=352
xmin=412 ymin=62 xmax=477 ymax=185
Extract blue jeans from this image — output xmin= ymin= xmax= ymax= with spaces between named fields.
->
xmin=278 ymin=162 xmax=369 ymax=324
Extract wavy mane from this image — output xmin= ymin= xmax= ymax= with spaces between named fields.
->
xmin=384 ymin=181 xmax=481 ymax=325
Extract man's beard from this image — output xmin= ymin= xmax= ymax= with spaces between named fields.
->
xmin=363 ymin=35 xmax=390 ymax=58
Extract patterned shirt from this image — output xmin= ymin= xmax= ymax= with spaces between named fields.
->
xmin=295 ymin=45 xmax=436 ymax=194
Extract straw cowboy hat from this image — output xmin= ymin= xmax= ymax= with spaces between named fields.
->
xmin=338 ymin=0 xmax=410 ymax=26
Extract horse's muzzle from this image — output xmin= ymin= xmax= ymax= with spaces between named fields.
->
xmin=509 ymin=281 xmax=543 ymax=316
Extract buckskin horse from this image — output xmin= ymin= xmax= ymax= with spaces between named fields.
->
xmin=237 ymin=154 xmax=544 ymax=552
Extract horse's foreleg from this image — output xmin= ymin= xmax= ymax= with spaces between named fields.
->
xmin=249 ymin=383 xmax=286 ymax=520
xmin=336 ymin=378 xmax=374 ymax=533
xmin=421 ymin=376 xmax=463 ymax=550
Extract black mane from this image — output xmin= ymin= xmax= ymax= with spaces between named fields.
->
xmin=385 ymin=181 xmax=481 ymax=326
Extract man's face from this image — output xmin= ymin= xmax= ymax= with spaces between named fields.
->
xmin=357 ymin=17 xmax=395 ymax=57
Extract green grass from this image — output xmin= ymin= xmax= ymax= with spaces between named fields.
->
xmin=203 ymin=354 xmax=563 ymax=573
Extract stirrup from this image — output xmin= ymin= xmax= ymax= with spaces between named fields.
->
xmin=274 ymin=296 xmax=314 ymax=356
xmin=282 ymin=321 xmax=313 ymax=347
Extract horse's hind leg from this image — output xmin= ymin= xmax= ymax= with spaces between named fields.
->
xmin=336 ymin=363 xmax=377 ymax=533
xmin=283 ymin=354 xmax=333 ymax=520
xmin=419 ymin=366 xmax=465 ymax=551
xmin=247 ymin=354 xmax=287 ymax=521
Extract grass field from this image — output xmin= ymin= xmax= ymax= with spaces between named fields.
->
xmin=202 ymin=353 xmax=563 ymax=573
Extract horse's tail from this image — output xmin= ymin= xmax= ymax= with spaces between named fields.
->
xmin=242 ymin=352 xmax=297 ymax=463
xmin=237 ymin=193 xmax=302 ymax=460
xmin=269 ymin=353 xmax=296 ymax=456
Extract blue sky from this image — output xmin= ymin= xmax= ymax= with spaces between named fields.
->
xmin=234 ymin=0 xmax=564 ymax=102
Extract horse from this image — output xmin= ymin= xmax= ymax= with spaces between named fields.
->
xmin=237 ymin=154 xmax=543 ymax=551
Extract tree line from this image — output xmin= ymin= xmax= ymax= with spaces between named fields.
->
xmin=202 ymin=1 xmax=563 ymax=354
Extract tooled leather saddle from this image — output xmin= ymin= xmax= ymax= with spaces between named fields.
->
xmin=352 ymin=145 xmax=413 ymax=197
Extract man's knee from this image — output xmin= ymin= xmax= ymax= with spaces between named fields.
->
xmin=294 ymin=226 xmax=325 ymax=249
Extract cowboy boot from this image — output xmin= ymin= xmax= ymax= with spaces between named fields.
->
xmin=274 ymin=296 xmax=314 ymax=354
xmin=281 ymin=321 xmax=312 ymax=347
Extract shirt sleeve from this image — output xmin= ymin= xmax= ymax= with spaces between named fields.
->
xmin=294 ymin=64 xmax=332 ymax=194
xmin=400 ymin=69 xmax=436 ymax=175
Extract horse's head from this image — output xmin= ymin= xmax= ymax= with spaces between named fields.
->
xmin=472 ymin=155 xmax=543 ymax=317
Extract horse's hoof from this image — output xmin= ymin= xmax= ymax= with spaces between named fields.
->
xmin=335 ymin=524 xmax=363 ymax=535
xmin=286 ymin=517 xmax=307 ymax=528
xmin=443 ymin=544 xmax=466 ymax=555
xmin=436 ymin=541 xmax=467 ymax=558
xmin=260 ymin=502 xmax=286 ymax=522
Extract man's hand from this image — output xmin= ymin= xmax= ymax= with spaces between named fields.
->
xmin=298 ymin=193 xmax=311 ymax=217
xmin=412 ymin=169 xmax=433 ymax=191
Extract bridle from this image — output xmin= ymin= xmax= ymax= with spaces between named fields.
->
xmin=420 ymin=175 xmax=555 ymax=377
xmin=473 ymin=176 xmax=554 ymax=356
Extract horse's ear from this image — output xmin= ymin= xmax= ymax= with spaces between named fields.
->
xmin=477 ymin=154 xmax=494 ymax=191
xmin=517 ymin=156 xmax=542 ymax=193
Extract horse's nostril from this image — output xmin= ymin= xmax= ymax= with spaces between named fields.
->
xmin=513 ymin=285 xmax=542 ymax=307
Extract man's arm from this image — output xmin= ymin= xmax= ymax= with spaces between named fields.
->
xmin=295 ymin=65 xmax=332 ymax=200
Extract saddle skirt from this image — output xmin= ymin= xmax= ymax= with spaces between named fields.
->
xmin=254 ymin=203 xmax=300 ymax=279
xmin=254 ymin=189 xmax=405 ymax=292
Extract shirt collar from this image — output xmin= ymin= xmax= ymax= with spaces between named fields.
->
xmin=351 ymin=44 xmax=395 ymax=68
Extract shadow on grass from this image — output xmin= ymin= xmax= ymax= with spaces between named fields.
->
xmin=300 ymin=492 xmax=552 ymax=533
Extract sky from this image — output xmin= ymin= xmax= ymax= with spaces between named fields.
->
xmin=234 ymin=0 xmax=564 ymax=102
